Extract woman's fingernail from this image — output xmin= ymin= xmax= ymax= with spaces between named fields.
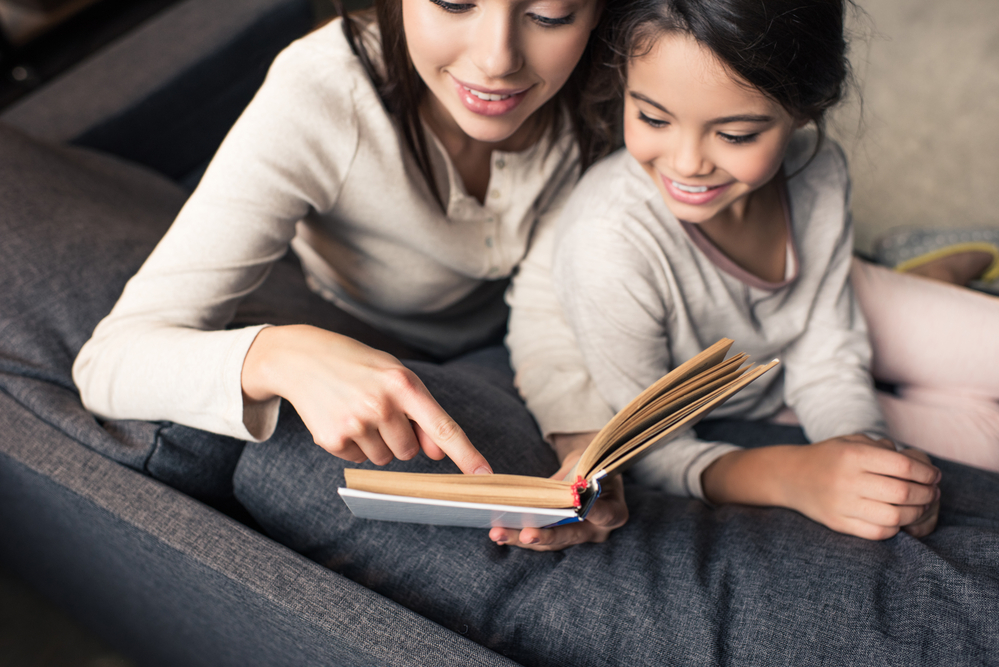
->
xmin=525 ymin=536 xmax=539 ymax=545
xmin=474 ymin=466 xmax=492 ymax=475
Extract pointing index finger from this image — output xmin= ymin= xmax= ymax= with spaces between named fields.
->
xmin=403 ymin=384 xmax=492 ymax=475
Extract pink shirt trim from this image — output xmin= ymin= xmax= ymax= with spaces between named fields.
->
xmin=678 ymin=174 xmax=800 ymax=292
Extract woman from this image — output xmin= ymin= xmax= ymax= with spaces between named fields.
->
xmin=73 ymin=0 xmax=625 ymax=548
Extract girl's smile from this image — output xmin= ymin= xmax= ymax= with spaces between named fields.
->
xmin=661 ymin=177 xmax=733 ymax=206
xmin=623 ymin=32 xmax=801 ymax=226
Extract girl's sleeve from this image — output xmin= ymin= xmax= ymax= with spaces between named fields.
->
xmin=505 ymin=182 xmax=616 ymax=439
xmin=780 ymin=147 xmax=889 ymax=443
xmin=550 ymin=215 xmax=738 ymax=500
xmin=72 ymin=38 xmax=361 ymax=442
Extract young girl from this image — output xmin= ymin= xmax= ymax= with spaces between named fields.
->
xmin=514 ymin=0 xmax=999 ymax=542
xmin=72 ymin=0 xmax=627 ymax=548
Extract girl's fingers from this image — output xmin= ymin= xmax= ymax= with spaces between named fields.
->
xmin=836 ymin=516 xmax=901 ymax=541
xmin=501 ymin=522 xmax=611 ymax=552
xmin=903 ymin=500 xmax=940 ymax=538
xmin=849 ymin=498 xmax=928 ymax=528
xmin=860 ymin=472 xmax=938 ymax=507
xmin=864 ymin=447 xmax=940 ymax=485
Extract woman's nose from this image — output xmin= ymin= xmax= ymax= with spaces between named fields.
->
xmin=470 ymin=10 xmax=523 ymax=80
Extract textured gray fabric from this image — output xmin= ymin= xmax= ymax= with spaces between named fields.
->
xmin=236 ymin=369 xmax=999 ymax=667
xmin=0 ymin=391 xmax=517 ymax=667
xmin=0 ymin=123 xmax=247 ymax=501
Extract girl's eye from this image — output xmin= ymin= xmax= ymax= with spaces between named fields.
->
xmin=429 ymin=0 xmax=474 ymax=13
xmin=530 ymin=12 xmax=576 ymax=27
xmin=719 ymin=132 xmax=759 ymax=145
xmin=639 ymin=111 xmax=668 ymax=129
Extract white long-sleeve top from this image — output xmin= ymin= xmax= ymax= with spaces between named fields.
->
xmin=72 ymin=19 xmax=589 ymax=443
xmin=547 ymin=132 xmax=888 ymax=499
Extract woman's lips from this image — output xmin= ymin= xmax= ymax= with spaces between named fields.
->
xmin=451 ymin=76 xmax=531 ymax=117
xmin=661 ymin=175 xmax=732 ymax=205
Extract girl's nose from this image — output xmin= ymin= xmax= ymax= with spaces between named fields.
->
xmin=671 ymin=135 xmax=712 ymax=178
xmin=470 ymin=10 xmax=523 ymax=80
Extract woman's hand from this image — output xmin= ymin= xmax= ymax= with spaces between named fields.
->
xmin=702 ymin=434 xmax=941 ymax=540
xmin=488 ymin=431 xmax=629 ymax=551
xmin=241 ymin=325 xmax=492 ymax=475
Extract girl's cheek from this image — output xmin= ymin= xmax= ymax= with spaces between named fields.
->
xmin=623 ymin=121 xmax=653 ymax=163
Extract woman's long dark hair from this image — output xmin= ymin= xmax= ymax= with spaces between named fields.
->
xmin=587 ymin=0 xmax=856 ymax=157
xmin=331 ymin=0 xmax=618 ymax=209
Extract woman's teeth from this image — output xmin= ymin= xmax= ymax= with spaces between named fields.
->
xmin=672 ymin=181 xmax=710 ymax=193
xmin=464 ymin=86 xmax=512 ymax=102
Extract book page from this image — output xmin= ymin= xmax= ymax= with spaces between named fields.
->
xmin=594 ymin=359 xmax=779 ymax=476
xmin=575 ymin=339 xmax=736 ymax=477
xmin=345 ymin=469 xmax=575 ymax=508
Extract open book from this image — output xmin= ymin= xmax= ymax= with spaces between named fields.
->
xmin=338 ymin=339 xmax=778 ymax=529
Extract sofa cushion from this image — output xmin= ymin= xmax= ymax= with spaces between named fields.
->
xmin=0 ymin=123 xmax=247 ymax=501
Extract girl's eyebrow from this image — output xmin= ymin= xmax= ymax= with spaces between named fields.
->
xmin=630 ymin=91 xmax=671 ymax=114
xmin=629 ymin=92 xmax=774 ymax=125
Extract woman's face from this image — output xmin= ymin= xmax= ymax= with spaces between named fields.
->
xmin=624 ymin=32 xmax=800 ymax=225
xmin=403 ymin=0 xmax=602 ymax=147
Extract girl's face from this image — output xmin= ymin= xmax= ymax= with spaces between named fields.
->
xmin=403 ymin=0 xmax=601 ymax=147
xmin=624 ymin=32 xmax=801 ymax=225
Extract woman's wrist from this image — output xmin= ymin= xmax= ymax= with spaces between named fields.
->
xmin=241 ymin=324 xmax=294 ymax=404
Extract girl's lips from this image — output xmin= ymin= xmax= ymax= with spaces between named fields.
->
xmin=451 ymin=76 xmax=531 ymax=117
xmin=661 ymin=175 xmax=732 ymax=206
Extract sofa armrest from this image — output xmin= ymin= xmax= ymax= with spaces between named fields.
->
xmin=0 ymin=389 xmax=518 ymax=667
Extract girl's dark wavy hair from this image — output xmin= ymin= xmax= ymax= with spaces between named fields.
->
xmin=586 ymin=0 xmax=856 ymax=160
xmin=331 ymin=1 xmax=620 ymax=209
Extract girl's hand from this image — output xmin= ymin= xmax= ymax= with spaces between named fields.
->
xmin=703 ymin=434 xmax=941 ymax=540
xmin=896 ymin=447 xmax=940 ymax=538
xmin=488 ymin=432 xmax=629 ymax=551
xmin=241 ymin=325 xmax=492 ymax=475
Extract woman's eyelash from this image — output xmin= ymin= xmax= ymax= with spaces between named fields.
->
xmin=720 ymin=132 xmax=759 ymax=145
xmin=531 ymin=13 xmax=576 ymax=27
xmin=638 ymin=112 xmax=668 ymax=129
xmin=427 ymin=0 xmax=574 ymax=25
xmin=429 ymin=0 xmax=473 ymax=13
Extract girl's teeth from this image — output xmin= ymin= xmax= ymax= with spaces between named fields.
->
xmin=673 ymin=181 xmax=709 ymax=193
xmin=464 ymin=87 xmax=511 ymax=102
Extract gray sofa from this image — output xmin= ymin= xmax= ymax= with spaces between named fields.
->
xmin=2 ymin=1 xmax=999 ymax=666
xmin=0 ymin=1 xmax=515 ymax=664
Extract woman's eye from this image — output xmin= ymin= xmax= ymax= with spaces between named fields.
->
xmin=639 ymin=112 xmax=668 ymax=129
xmin=429 ymin=0 xmax=474 ymax=13
xmin=719 ymin=132 xmax=759 ymax=145
xmin=530 ymin=12 xmax=576 ymax=27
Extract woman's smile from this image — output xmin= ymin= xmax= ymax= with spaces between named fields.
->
xmin=451 ymin=74 xmax=533 ymax=117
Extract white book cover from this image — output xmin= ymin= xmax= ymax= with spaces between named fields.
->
xmin=337 ymin=488 xmax=581 ymax=529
